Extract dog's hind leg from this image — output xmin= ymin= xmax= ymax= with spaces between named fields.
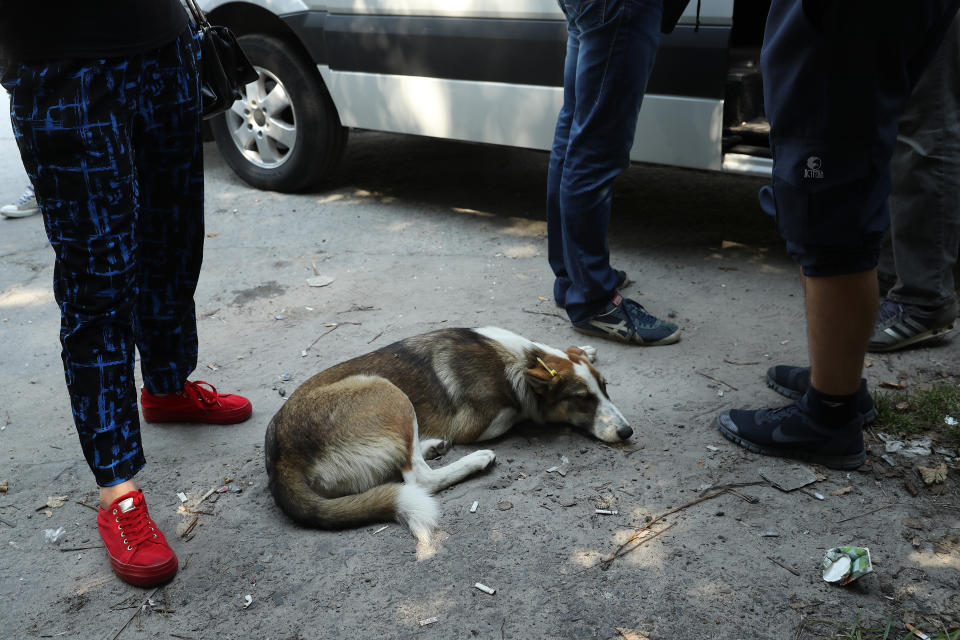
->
xmin=419 ymin=438 xmax=451 ymax=460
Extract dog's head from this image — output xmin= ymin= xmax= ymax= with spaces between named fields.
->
xmin=524 ymin=346 xmax=632 ymax=443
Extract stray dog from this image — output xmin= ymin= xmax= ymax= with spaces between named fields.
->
xmin=264 ymin=327 xmax=631 ymax=541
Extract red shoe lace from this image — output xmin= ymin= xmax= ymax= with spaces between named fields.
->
xmin=113 ymin=501 xmax=160 ymax=550
xmin=183 ymin=380 xmax=222 ymax=407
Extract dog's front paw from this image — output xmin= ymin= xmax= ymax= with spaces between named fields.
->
xmin=578 ymin=345 xmax=597 ymax=362
xmin=471 ymin=449 xmax=496 ymax=470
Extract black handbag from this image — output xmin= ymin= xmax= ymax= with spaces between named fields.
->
xmin=184 ymin=0 xmax=259 ymax=119
xmin=662 ymin=0 xmax=694 ymax=33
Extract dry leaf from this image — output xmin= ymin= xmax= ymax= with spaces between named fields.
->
xmin=44 ymin=509 xmax=53 ymax=518
xmin=615 ymin=627 xmax=651 ymax=640
xmin=918 ymin=463 xmax=947 ymax=486
xmin=880 ymin=380 xmax=908 ymax=390
xmin=46 ymin=495 xmax=68 ymax=508
xmin=537 ymin=296 xmax=548 ymax=302
xmin=721 ymin=240 xmax=749 ymax=250
xmin=306 ymin=275 xmax=334 ymax=288
xmin=0 ymin=480 xmax=8 ymax=493
xmin=864 ymin=359 xmax=873 ymax=368
xmin=829 ymin=486 xmax=854 ymax=496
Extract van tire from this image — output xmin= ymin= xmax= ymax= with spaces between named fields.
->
xmin=209 ymin=33 xmax=347 ymax=192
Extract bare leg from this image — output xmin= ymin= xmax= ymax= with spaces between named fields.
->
xmin=804 ymin=269 xmax=879 ymax=396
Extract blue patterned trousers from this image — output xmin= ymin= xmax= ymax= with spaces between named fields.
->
xmin=2 ymin=29 xmax=204 ymax=486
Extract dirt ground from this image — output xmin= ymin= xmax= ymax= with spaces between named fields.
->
xmin=1 ymin=120 xmax=958 ymax=640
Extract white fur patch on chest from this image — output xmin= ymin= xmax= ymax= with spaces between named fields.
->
xmin=475 ymin=407 xmax=520 ymax=441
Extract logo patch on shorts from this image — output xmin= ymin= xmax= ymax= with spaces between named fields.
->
xmin=803 ymin=156 xmax=824 ymax=179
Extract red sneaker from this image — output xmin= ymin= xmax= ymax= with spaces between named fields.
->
xmin=98 ymin=490 xmax=178 ymax=587
xmin=140 ymin=380 xmax=252 ymax=424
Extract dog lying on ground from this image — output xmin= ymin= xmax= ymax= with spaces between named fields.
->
xmin=264 ymin=327 xmax=631 ymax=541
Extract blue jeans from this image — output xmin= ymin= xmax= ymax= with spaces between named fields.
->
xmin=547 ymin=0 xmax=662 ymax=323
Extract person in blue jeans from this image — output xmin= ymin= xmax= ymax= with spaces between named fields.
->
xmin=547 ymin=0 xmax=681 ymax=346
xmin=717 ymin=0 xmax=960 ymax=470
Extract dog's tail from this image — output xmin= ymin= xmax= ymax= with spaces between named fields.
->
xmin=268 ymin=462 xmax=439 ymax=542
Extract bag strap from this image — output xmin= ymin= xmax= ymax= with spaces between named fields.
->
xmin=183 ymin=0 xmax=211 ymax=29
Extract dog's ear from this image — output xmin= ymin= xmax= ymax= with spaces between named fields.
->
xmin=566 ymin=346 xmax=596 ymax=363
xmin=524 ymin=364 xmax=557 ymax=394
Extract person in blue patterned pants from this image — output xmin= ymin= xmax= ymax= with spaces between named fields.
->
xmin=1 ymin=2 xmax=252 ymax=587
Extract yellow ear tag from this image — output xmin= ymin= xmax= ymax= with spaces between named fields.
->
xmin=536 ymin=357 xmax=557 ymax=377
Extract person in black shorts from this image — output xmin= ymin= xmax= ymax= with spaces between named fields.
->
xmin=717 ymin=0 xmax=960 ymax=470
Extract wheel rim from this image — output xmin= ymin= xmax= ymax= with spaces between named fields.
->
xmin=225 ymin=66 xmax=297 ymax=169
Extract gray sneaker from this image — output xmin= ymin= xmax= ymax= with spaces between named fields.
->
xmin=1 ymin=185 xmax=40 ymax=218
xmin=573 ymin=293 xmax=680 ymax=346
xmin=868 ymin=299 xmax=956 ymax=352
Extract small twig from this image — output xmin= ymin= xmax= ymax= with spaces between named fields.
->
xmin=305 ymin=321 xmax=362 ymax=351
xmin=695 ymin=370 xmax=739 ymax=391
xmin=367 ymin=330 xmax=384 ymax=344
xmin=794 ymin=616 xmax=805 ymax=640
xmin=723 ymin=359 xmax=760 ymax=366
xmin=0 ymin=516 xmax=14 ymax=528
xmin=58 ymin=546 xmax=103 ymax=552
xmin=601 ymin=483 xmax=763 ymax=569
xmin=179 ymin=515 xmax=199 ymax=539
xmin=837 ymin=503 xmax=894 ymax=523
xmin=692 ymin=402 xmax=732 ymax=420
xmin=170 ymin=634 xmax=199 ymax=640
xmin=111 ymin=588 xmax=159 ymax=640
xmin=75 ymin=500 xmax=98 ymax=512
xmin=521 ymin=308 xmax=565 ymax=320
xmin=601 ymin=522 xmax=677 ymax=569
xmin=768 ymin=555 xmax=801 ymax=576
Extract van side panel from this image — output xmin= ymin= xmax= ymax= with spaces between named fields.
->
xmin=319 ymin=68 xmax=723 ymax=170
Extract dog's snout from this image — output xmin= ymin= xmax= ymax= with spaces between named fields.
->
xmin=617 ymin=425 xmax=633 ymax=440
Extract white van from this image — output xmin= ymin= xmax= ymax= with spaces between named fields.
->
xmin=199 ymin=0 xmax=771 ymax=191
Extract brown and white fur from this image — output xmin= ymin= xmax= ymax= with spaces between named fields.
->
xmin=264 ymin=327 xmax=631 ymax=542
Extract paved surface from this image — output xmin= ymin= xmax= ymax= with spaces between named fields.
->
xmin=1 ymin=90 xmax=959 ymax=640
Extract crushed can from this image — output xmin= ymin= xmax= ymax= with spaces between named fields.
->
xmin=822 ymin=546 xmax=873 ymax=585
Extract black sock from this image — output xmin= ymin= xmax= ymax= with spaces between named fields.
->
xmin=801 ymin=384 xmax=859 ymax=427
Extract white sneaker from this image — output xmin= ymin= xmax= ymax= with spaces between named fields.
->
xmin=1 ymin=185 xmax=40 ymax=218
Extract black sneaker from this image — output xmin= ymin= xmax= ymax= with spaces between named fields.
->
xmin=868 ymin=299 xmax=956 ymax=352
xmin=572 ymin=293 xmax=680 ymax=346
xmin=716 ymin=402 xmax=866 ymax=470
xmin=766 ymin=365 xmax=876 ymax=424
